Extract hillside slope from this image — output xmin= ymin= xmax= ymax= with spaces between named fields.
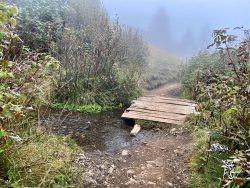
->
xmin=145 ymin=46 xmax=183 ymax=90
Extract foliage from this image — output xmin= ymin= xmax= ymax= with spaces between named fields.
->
xmin=181 ymin=51 xmax=225 ymax=99
xmin=9 ymin=0 xmax=148 ymax=108
xmin=0 ymin=2 xmax=82 ymax=187
xmin=7 ymin=0 xmax=67 ymax=52
xmin=53 ymin=1 xmax=147 ymax=107
xmin=51 ymin=103 xmax=115 ymax=113
xmin=183 ymin=29 xmax=250 ymax=187
xmin=0 ymin=1 xmax=59 ymax=137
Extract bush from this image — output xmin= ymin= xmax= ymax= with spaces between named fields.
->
xmin=0 ymin=2 xmax=83 ymax=187
xmin=183 ymin=29 xmax=250 ymax=187
xmin=10 ymin=0 xmax=148 ymax=108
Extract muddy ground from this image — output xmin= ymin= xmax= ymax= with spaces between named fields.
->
xmin=43 ymin=82 xmax=192 ymax=188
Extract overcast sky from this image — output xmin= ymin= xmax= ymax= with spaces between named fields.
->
xmin=102 ymin=0 xmax=250 ymax=56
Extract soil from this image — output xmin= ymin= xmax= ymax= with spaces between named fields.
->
xmin=43 ymin=82 xmax=193 ymax=188
xmin=79 ymin=82 xmax=192 ymax=188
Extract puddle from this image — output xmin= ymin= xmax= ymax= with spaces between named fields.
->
xmin=41 ymin=109 xmax=155 ymax=153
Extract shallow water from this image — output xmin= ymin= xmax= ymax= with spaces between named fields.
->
xmin=42 ymin=109 xmax=154 ymax=153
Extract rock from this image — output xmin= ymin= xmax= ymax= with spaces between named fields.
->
xmin=130 ymin=124 xmax=141 ymax=136
xmin=125 ymin=178 xmax=138 ymax=185
xmin=147 ymin=181 xmax=156 ymax=185
xmin=170 ymin=128 xmax=176 ymax=133
xmin=99 ymin=165 xmax=105 ymax=170
xmin=121 ymin=149 xmax=129 ymax=156
xmin=155 ymin=128 xmax=161 ymax=131
xmin=146 ymin=160 xmax=160 ymax=167
xmin=108 ymin=166 xmax=114 ymax=174
xmin=167 ymin=182 xmax=173 ymax=187
xmin=127 ymin=169 xmax=135 ymax=175
xmin=146 ymin=164 xmax=153 ymax=168
xmin=174 ymin=149 xmax=183 ymax=156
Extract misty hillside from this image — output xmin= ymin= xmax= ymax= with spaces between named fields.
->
xmin=145 ymin=46 xmax=182 ymax=90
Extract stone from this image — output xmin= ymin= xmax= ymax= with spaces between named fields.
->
xmin=170 ymin=128 xmax=177 ymax=135
xmin=147 ymin=181 xmax=156 ymax=185
xmin=125 ymin=178 xmax=138 ymax=185
xmin=167 ymin=182 xmax=173 ymax=187
xmin=127 ymin=169 xmax=135 ymax=175
xmin=130 ymin=124 xmax=141 ymax=136
xmin=121 ymin=149 xmax=129 ymax=156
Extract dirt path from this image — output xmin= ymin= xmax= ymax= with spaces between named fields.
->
xmin=146 ymin=82 xmax=182 ymax=97
xmin=79 ymin=83 xmax=192 ymax=188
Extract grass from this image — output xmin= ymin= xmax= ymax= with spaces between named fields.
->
xmin=185 ymin=121 xmax=229 ymax=188
xmin=51 ymin=103 xmax=117 ymax=113
xmin=1 ymin=130 xmax=83 ymax=187
xmin=145 ymin=46 xmax=183 ymax=90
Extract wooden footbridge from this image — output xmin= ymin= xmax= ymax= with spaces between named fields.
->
xmin=121 ymin=95 xmax=197 ymax=125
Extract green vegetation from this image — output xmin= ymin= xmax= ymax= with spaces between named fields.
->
xmin=182 ymin=29 xmax=250 ymax=187
xmin=51 ymin=103 xmax=116 ymax=113
xmin=12 ymin=0 xmax=147 ymax=108
xmin=1 ymin=0 xmax=148 ymax=186
xmin=145 ymin=46 xmax=183 ymax=90
xmin=0 ymin=2 xmax=83 ymax=187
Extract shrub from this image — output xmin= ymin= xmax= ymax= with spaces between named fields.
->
xmin=0 ymin=2 xmax=83 ymax=187
xmin=183 ymin=29 xmax=250 ymax=187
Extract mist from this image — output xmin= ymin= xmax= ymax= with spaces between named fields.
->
xmin=103 ymin=0 xmax=250 ymax=57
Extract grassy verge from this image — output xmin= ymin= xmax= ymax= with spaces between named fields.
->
xmin=51 ymin=103 xmax=118 ymax=113
xmin=1 ymin=129 xmax=83 ymax=187
xmin=185 ymin=118 xmax=229 ymax=188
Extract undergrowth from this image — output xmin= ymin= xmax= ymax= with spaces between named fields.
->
xmin=1 ymin=131 xmax=83 ymax=187
xmin=183 ymin=29 xmax=250 ymax=187
xmin=51 ymin=103 xmax=117 ymax=113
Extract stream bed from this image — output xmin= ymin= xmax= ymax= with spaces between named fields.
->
xmin=41 ymin=109 xmax=155 ymax=154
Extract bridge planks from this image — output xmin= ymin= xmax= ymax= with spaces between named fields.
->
xmin=121 ymin=95 xmax=197 ymax=125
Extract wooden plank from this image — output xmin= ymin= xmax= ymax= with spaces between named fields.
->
xmin=136 ymin=97 xmax=195 ymax=106
xmin=130 ymin=103 xmax=195 ymax=114
xmin=144 ymin=95 xmax=194 ymax=103
xmin=128 ymin=106 xmax=194 ymax=115
xmin=125 ymin=108 xmax=186 ymax=121
xmin=133 ymin=101 xmax=195 ymax=111
xmin=122 ymin=111 xmax=185 ymax=123
xmin=121 ymin=112 xmax=183 ymax=125
xmin=133 ymin=100 xmax=195 ymax=109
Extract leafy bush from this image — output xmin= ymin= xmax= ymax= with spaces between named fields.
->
xmin=0 ymin=2 xmax=83 ymax=187
xmin=183 ymin=29 xmax=250 ymax=187
xmin=12 ymin=0 xmax=148 ymax=108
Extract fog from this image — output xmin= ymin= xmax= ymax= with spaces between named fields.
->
xmin=103 ymin=0 xmax=250 ymax=57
